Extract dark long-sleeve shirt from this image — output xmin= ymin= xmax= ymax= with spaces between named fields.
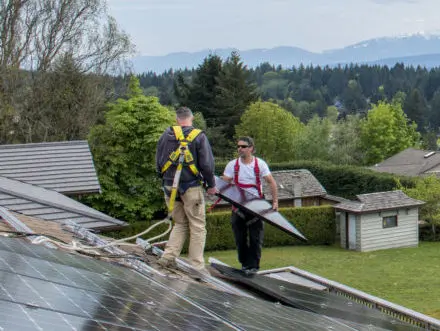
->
xmin=156 ymin=126 xmax=215 ymax=189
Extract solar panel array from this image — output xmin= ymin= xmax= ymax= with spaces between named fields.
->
xmin=211 ymin=263 xmax=425 ymax=331
xmin=0 ymin=236 xmax=403 ymax=331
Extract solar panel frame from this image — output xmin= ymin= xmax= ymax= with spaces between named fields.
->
xmin=214 ymin=176 xmax=307 ymax=241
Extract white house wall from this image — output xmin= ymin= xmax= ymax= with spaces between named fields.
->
xmin=339 ymin=212 xmax=347 ymax=248
xmin=359 ymin=208 xmax=419 ymax=252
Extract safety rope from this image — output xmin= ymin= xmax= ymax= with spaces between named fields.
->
xmin=29 ymin=218 xmax=173 ymax=254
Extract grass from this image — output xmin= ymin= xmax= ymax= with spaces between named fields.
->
xmin=208 ymin=242 xmax=440 ymax=319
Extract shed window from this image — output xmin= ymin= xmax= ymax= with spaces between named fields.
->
xmin=383 ymin=215 xmax=397 ymax=228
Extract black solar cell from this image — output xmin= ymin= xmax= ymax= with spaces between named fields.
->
xmin=0 ymin=236 xmax=382 ymax=330
xmin=211 ymin=263 xmax=425 ymax=331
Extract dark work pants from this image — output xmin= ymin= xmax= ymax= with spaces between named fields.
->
xmin=231 ymin=209 xmax=264 ymax=270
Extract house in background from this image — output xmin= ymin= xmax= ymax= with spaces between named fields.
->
xmin=370 ymin=147 xmax=440 ymax=177
xmin=334 ymin=190 xmax=424 ymax=252
xmin=269 ymin=169 xmax=345 ymax=207
xmin=209 ymin=169 xmax=345 ymax=211
xmin=0 ymin=140 xmax=101 ymax=196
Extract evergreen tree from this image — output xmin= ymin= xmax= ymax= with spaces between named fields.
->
xmin=404 ymin=88 xmax=428 ymax=132
xmin=174 ymin=54 xmax=223 ymax=126
xmin=85 ymin=76 xmax=174 ymax=222
xmin=214 ymin=51 xmax=259 ymax=138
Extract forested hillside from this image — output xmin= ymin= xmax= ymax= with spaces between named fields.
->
xmin=132 ymin=52 xmax=439 ymax=163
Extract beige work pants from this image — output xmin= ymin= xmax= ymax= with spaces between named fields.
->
xmin=162 ymin=186 xmax=206 ymax=270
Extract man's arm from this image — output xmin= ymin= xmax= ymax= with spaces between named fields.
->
xmin=221 ymin=175 xmax=233 ymax=183
xmin=264 ymin=174 xmax=278 ymax=210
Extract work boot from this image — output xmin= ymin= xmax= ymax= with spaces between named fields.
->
xmin=244 ymin=268 xmax=258 ymax=276
xmin=157 ymin=257 xmax=178 ymax=269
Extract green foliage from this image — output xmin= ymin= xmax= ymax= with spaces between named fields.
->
xmin=295 ymin=116 xmax=332 ymax=161
xmin=174 ymin=54 xmax=223 ymax=126
xmin=342 ymin=79 xmax=367 ymax=114
xmin=264 ymin=206 xmax=336 ymax=247
xmin=328 ymin=114 xmax=364 ymax=165
xmin=214 ymin=51 xmax=259 ymax=138
xmin=84 ymin=77 xmax=174 ymax=222
xmin=215 ymin=160 xmax=416 ymax=199
xmin=235 ymin=101 xmax=304 ymax=162
xmin=360 ymin=101 xmax=420 ymax=165
xmin=397 ymin=175 xmax=440 ymax=240
xmin=192 ymin=112 xmax=207 ymax=130
xmin=106 ymin=206 xmax=336 ymax=250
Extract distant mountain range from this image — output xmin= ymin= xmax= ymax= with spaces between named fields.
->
xmin=131 ymin=34 xmax=440 ymax=74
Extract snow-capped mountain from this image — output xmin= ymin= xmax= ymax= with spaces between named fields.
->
xmin=131 ymin=34 xmax=440 ymax=73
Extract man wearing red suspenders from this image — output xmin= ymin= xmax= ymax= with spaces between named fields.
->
xmin=222 ymin=137 xmax=278 ymax=274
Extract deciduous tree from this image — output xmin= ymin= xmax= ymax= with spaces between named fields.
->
xmin=86 ymin=77 xmax=174 ymax=222
xmin=235 ymin=101 xmax=303 ymax=162
xmin=360 ymin=101 xmax=420 ymax=165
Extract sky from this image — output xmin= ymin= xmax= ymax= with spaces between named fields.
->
xmin=107 ymin=0 xmax=440 ymax=56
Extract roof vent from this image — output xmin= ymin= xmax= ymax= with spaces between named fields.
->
xmin=424 ymin=151 xmax=435 ymax=158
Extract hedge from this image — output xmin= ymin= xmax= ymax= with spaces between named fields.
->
xmin=106 ymin=205 xmax=336 ymax=251
xmin=216 ymin=160 xmax=416 ymax=199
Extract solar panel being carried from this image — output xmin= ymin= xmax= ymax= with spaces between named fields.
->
xmin=214 ymin=176 xmax=307 ymax=241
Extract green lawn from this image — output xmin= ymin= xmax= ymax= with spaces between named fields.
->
xmin=208 ymin=242 xmax=440 ymax=319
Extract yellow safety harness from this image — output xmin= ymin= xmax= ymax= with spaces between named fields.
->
xmin=161 ymin=126 xmax=202 ymax=215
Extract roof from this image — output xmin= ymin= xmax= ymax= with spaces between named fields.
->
xmin=370 ymin=147 xmax=440 ymax=177
xmin=207 ymin=169 xmax=327 ymax=206
xmin=0 ymin=140 xmax=101 ymax=195
xmin=334 ymin=190 xmax=425 ymax=213
xmin=270 ymin=169 xmax=327 ymax=200
xmin=0 ymin=175 xmax=125 ymax=231
xmin=1 ymin=208 xmax=437 ymax=330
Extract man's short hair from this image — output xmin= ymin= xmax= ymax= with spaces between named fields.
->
xmin=237 ymin=136 xmax=254 ymax=147
xmin=176 ymin=107 xmax=193 ymax=120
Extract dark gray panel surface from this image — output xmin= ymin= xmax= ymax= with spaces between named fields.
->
xmin=0 ymin=236 xmax=384 ymax=331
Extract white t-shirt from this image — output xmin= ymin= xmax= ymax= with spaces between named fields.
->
xmin=223 ymin=157 xmax=271 ymax=196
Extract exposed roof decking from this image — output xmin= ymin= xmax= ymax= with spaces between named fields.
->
xmin=0 ymin=176 xmax=125 ymax=231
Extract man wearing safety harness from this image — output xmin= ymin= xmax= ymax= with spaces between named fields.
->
xmin=222 ymin=136 xmax=278 ymax=275
xmin=156 ymin=107 xmax=217 ymax=275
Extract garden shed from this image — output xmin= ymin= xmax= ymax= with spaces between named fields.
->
xmin=334 ymin=190 xmax=424 ymax=252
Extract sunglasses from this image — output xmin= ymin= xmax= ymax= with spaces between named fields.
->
xmin=237 ymin=145 xmax=250 ymax=149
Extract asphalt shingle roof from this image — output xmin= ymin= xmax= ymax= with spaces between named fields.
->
xmin=0 ymin=176 xmax=125 ymax=231
xmin=334 ymin=190 xmax=425 ymax=213
xmin=0 ymin=140 xmax=101 ymax=195
xmin=370 ymin=147 xmax=440 ymax=177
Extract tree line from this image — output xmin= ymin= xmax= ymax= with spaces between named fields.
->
xmin=136 ymin=55 xmax=440 ymax=152
xmin=1 ymin=2 xmax=439 ymax=224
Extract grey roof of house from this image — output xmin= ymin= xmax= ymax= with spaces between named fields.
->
xmin=0 ymin=140 xmax=101 ymax=195
xmin=369 ymin=147 xmax=440 ymax=177
xmin=210 ymin=169 xmax=327 ymax=205
xmin=269 ymin=169 xmax=327 ymax=201
xmin=0 ymin=176 xmax=126 ymax=231
xmin=334 ymin=190 xmax=425 ymax=213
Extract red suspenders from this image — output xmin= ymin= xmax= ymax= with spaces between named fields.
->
xmin=233 ymin=157 xmax=263 ymax=198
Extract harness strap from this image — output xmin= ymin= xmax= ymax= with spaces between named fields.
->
xmin=161 ymin=126 xmax=202 ymax=176
xmin=161 ymin=126 xmax=202 ymax=215
xmin=233 ymin=157 xmax=263 ymax=198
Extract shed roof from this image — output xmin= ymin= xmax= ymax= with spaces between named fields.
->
xmin=0 ymin=176 xmax=125 ymax=231
xmin=0 ymin=140 xmax=101 ymax=195
xmin=334 ymin=190 xmax=425 ymax=213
